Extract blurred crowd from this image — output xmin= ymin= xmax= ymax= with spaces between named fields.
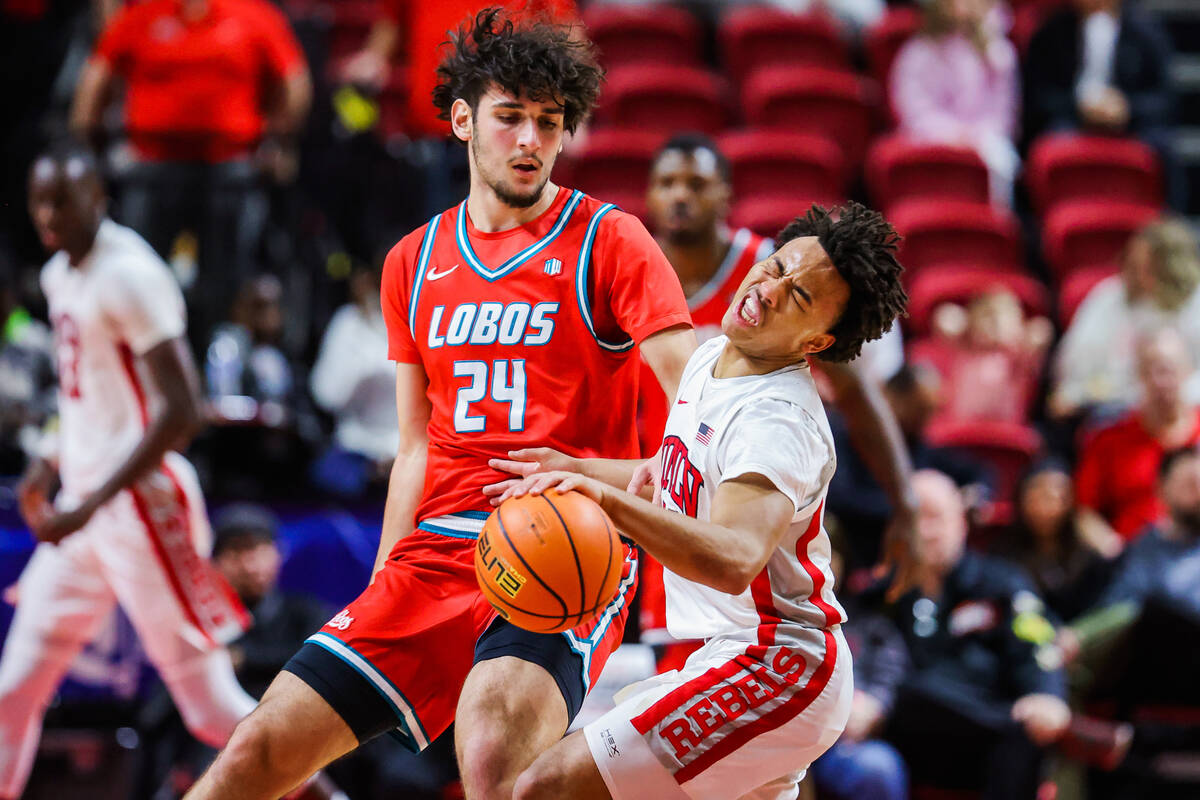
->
xmin=1 ymin=0 xmax=1199 ymax=798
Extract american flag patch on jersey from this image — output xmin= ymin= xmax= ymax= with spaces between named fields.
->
xmin=696 ymin=423 xmax=715 ymax=445
xmin=544 ymin=257 xmax=562 ymax=276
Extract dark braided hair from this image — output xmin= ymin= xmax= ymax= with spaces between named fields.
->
xmin=777 ymin=203 xmax=908 ymax=363
xmin=432 ymin=7 xmax=603 ymax=137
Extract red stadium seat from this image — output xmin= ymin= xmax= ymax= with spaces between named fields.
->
xmin=743 ymin=67 xmax=877 ymax=166
xmin=717 ymin=130 xmax=846 ymax=203
xmin=730 ymin=193 xmax=847 ymax=239
xmin=598 ymin=65 xmax=729 ymax=136
xmin=865 ymin=6 xmax=921 ymax=86
xmin=888 ymin=200 xmax=1024 ymax=277
xmin=1027 ymin=134 xmax=1164 ymax=215
xmin=1042 ymin=201 xmax=1159 ymax=281
xmin=719 ymin=7 xmax=849 ymax=85
xmin=866 ymin=136 xmax=991 ymax=212
xmin=1058 ymin=266 xmax=1119 ymax=327
xmin=558 ymin=128 xmax=664 ymax=204
xmin=583 ymin=5 xmax=702 ymax=68
xmin=925 ymin=420 xmax=1044 ymax=504
xmin=905 ymin=267 xmax=1050 ymax=336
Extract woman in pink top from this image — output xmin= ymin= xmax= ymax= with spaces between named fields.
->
xmin=889 ymin=0 xmax=1020 ymax=205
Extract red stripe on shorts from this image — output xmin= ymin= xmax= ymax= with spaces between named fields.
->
xmin=631 ymin=559 xmax=781 ymax=734
xmin=672 ymin=629 xmax=838 ymax=784
xmin=129 ymin=478 xmax=217 ymax=647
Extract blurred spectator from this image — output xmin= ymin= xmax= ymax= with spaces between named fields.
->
xmin=913 ymin=288 xmax=1052 ymax=425
xmin=889 ymin=0 xmax=1020 ymax=205
xmin=1074 ymin=327 xmax=1200 ymax=556
xmin=1062 ymin=446 xmax=1200 ymax=754
xmin=756 ymin=0 xmax=886 ymax=37
xmin=0 ymin=258 xmax=55 ymax=477
xmin=309 ymin=263 xmax=398 ymax=499
xmin=209 ymin=505 xmax=329 ymax=697
xmin=339 ymin=0 xmax=577 ymax=216
xmin=202 ymin=274 xmax=316 ymax=498
xmin=828 ymin=363 xmax=992 ymax=569
xmin=70 ymin=0 xmax=312 ymax=339
xmin=1051 ymin=217 xmax=1200 ymax=418
xmin=992 ymin=459 xmax=1114 ymax=621
xmin=881 ymin=470 xmax=1069 ymax=800
xmin=810 ymin=530 xmax=911 ymax=800
xmin=136 ymin=503 xmax=331 ymax=795
xmin=1023 ymin=0 xmax=1182 ymax=208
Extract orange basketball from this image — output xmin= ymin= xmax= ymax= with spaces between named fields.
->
xmin=475 ymin=490 xmax=623 ymax=634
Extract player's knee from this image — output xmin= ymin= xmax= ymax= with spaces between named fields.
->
xmin=511 ymin=758 xmax=568 ymax=800
xmin=217 ymin=710 xmax=289 ymax=777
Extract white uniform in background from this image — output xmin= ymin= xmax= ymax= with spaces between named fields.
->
xmin=584 ymin=336 xmax=853 ymax=800
xmin=0 ymin=219 xmax=255 ymax=797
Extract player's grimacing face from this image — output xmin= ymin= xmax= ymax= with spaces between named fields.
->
xmin=646 ymin=150 xmax=729 ymax=241
xmin=721 ymin=236 xmax=850 ymax=363
xmin=458 ymin=86 xmax=565 ymax=209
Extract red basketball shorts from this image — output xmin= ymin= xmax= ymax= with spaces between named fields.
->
xmin=284 ymin=520 xmax=638 ymax=750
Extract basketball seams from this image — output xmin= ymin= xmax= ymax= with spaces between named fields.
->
xmin=540 ymin=492 xmax=588 ymax=616
xmin=497 ymin=504 xmax=570 ymax=625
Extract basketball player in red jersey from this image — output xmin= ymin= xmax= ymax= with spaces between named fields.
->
xmin=186 ymin=10 xmax=695 ymax=800
xmin=636 ymin=134 xmax=918 ymax=670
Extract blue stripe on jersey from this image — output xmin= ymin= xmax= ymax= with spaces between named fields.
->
xmin=574 ymin=203 xmax=634 ymax=353
xmin=562 ymin=554 xmax=638 ymax=691
xmin=408 ymin=212 xmax=444 ymax=334
xmin=455 ymin=190 xmax=585 ymax=282
xmin=305 ymin=632 xmax=430 ymax=750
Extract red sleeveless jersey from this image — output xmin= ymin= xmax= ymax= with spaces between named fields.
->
xmin=637 ymin=228 xmax=774 ymax=453
xmin=382 ymin=187 xmax=691 ymax=524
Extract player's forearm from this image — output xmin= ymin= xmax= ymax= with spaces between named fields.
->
xmin=88 ymin=404 xmax=201 ymax=509
xmin=598 ymin=488 xmax=759 ymax=595
xmin=373 ymin=444 xmax=426 ymax=579
xmin=70 ymin=59 xmax=110 ymax=142
xmin=577 ymin=457 xmax=643 ymax=491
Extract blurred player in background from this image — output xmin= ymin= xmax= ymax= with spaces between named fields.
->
xmin=186 ymin=10 xmax=695 ymax=800
xmin=0 ymin=146 xmax=256 ymax=800
xmin=489 ymin=202 xmax=909 ymax=800
xmin=639 ymin=134 xmax=918 ymax=670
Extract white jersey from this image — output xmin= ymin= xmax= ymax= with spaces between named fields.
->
xmin=40 ymin=219 xmax=187 ymax=497
xmin=657 ymin=336 xmax=846 ymax=642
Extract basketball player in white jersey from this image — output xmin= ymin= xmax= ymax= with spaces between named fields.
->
xmin=487 ymin=202 xmax=908 ymax=800
xmin=0 ymin=147 xmax=256 ymax=799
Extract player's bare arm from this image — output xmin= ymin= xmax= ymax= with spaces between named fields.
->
xmin=32 ymin=336 xmax=203 ymax=544
xmin=820 ymin=358 xmax=919 ymax=598
xmin=496 ymin=471 xmax=795 ymax=596
xmin=68 ymin=57 xmax=112 ymax=146
xmin=371 ymin=362 xmax=431 ymax=580
xmin=638 ymin=323 xmax=697 ymax=403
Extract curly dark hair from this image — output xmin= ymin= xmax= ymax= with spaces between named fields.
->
xmin=777 ymin=203 xmax=908 ymax=363
xmin=432 ymin=8 xmax=603 ymax=137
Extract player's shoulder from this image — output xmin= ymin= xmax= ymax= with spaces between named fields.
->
xmin=569 ymin=190 xmax=651 ymax=240
xmin=92 ymin=220 xmax=170 ymax=277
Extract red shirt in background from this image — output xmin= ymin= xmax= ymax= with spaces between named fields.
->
xmin=1075 ymin=409 xmax=1200 ymax=540
xmin=381 ymin=0 xmax=578 ymax=139
xmin=94 ymin=0 xmax=306 ymax=162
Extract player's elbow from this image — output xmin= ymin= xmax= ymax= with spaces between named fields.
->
xmin=162 ymin=393 xmax=206 ymax=447
xmin=705 ymin=551 xmax=763 ymax=596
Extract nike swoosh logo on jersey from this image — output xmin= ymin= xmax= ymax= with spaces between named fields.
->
xmin=677 ymin=399 xmax=689 ymax=404
xmin=427 ymin=264 xmax=459 ymax=281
